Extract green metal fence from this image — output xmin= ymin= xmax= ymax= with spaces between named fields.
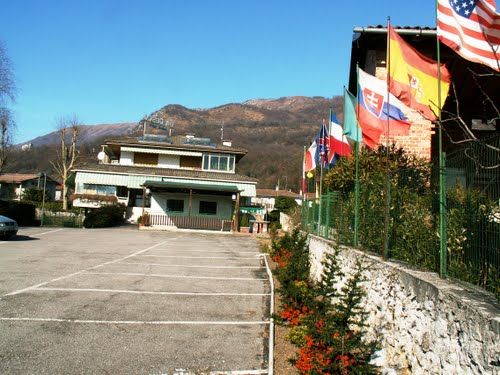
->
xmin=445 ymin=138 xmax=499 ymax=295
xmin=302 ymin=139 xmax=499 ymax=298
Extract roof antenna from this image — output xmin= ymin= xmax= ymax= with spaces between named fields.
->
xmin=219 ymin=121 xmax=224 ymax=141
xmin=165 ymin=120 xmax=174 ymax=137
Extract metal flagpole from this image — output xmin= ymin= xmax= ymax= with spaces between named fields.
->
xmin=318 ymin=160 xmax=324 ymax=236
xmin=317 ymin=120 xmax=325 ymax=236
xmin=382 ymin=17 xmax=392 ymax=259
xmin=353 ymin=79 xmax=360 ymax=246
xmin=436 ymin=0 xmax=447 ymax=278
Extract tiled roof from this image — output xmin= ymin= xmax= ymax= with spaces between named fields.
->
xmin=104 ymin=137 xmax=248 ymax=155
xmin=358 ymin=25 xmax=435 ymax=31
xmin=0 ymin=173 xmax=58 ymax=184
xmin=256 ymin=189 xmax=301 ymax=198
xmin=73 ymin=163 xmax=258 ymax=184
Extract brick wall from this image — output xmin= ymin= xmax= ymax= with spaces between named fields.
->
xmin=375 ymin=67 xmax=434 ymax=161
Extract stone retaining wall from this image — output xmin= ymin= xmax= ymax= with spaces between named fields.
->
xmin=308 ymin=235 xmax=500 ymax=374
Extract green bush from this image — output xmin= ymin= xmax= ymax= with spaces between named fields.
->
xmin=24 ymin=200 xmax=64 ymax=212
xmin=275 ymin=196 xmax=298 ymax=214
xmin=21 ymin=188 xmax=52 ymax=203
xmin=83 ymin=204 xmax=126 ymax=228
xmin=239 ymin=213 xmax=252 ymax=228
xmin=268 ymin=209 xmax=281 ymax=229
xmin=447 ymin=185 xmax=499 ymax=296
xmin=271 ymin=229 xmax=312 ymax=310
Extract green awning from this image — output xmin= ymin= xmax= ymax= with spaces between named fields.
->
xmin=143 ymin=180 xmax=242 ymax=193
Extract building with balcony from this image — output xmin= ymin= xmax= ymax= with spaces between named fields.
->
xmin=72 ymin=135 xmax=258 ymax=231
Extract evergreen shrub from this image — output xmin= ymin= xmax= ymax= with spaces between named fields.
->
xmin=83 ymin=204 xmax=126 ymax=228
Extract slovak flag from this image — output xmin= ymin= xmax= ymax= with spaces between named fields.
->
xmin=357 ymin=67 xmax=412 ymax=148
xmin=329 ymin=113 xmax=352 ymax=158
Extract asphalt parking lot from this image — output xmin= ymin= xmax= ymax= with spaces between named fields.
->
xmin=0 ymin=227 xmax=272 ymax=374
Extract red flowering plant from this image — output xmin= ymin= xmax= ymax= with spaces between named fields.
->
xmin=271 ymin=229 xmax=315 ymax=326
xmin=291 ymin=253 xmax=379 ymax=374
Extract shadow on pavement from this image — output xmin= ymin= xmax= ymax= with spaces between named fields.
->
xmin=6 ymin=235 xmax=39 ymax=241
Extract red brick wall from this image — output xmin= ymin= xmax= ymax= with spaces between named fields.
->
xmin=375 ymin=67 xmax=433 ymax=160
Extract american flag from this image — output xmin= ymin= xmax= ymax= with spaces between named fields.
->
xmin=437 ymin=0 xmax=500 ymax=71
xmin=317 ymin=120 xmax=330 ymax=168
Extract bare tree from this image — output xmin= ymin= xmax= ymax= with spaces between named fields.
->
xmin=51 ymin=115 xmax=80 ymax=210
xmin=440 ymin=68 xmax=500 ymax=168
xmin=0 ymin=41 xmax=16 ymax=173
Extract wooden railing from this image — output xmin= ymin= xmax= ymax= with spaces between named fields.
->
xmin=148 ymin=213 xmax=232 ymax=231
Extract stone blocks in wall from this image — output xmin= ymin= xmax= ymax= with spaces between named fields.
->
xmin=308 ymin=235 xmax=500 ymax=374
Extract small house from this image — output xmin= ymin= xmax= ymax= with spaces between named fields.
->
xmin=0 ymin=173 xmax=59 ymax=201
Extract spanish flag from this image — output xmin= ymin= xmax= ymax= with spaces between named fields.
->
xmin=388 ymin=25 xmax=451 ymax=121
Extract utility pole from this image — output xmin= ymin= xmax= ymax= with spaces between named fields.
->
xmin=41 ymin=172 xmax=46 ymax=226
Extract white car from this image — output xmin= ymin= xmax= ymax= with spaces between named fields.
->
xmin=0 ymin=215 xmax=18 ymax=239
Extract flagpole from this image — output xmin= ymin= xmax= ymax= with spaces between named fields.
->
xmin=301 ymin=145 xmax=306 ymax=198
xmin=436 ymin=0 xmax=447 ymax=278
xmin=382 ymin=17 xmax=392 ymax=259
xmin=353 ymin=78 xmax=360 ymax=246
xmin=318 ymin=151 xmax=323 ymax=237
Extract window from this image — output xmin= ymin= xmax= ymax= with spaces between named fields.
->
xmin=210 ymin=155 xmax=219 ymax=170
xmin=199 ymin=201 xmax=217 ymax=215
xmin=116 ymin=186 xmax=128 ymax=198
xmin=167 ymin=199 xmax=184 ymax=213
xmin=82 ymin=184 xmax=116 ymax=196
xmin=202 ymin=154 xmax=235 ymax=172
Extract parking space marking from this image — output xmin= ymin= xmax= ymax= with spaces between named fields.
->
xmin=152 ymin=249 xmax=261 ymax=254
xmin=0 ymin=317 xmax=269 ymax=325
xmin=137 ymin=254 xmax=261 ymax=260
xmin=263 ymin=253 xmax=275 ymax=375
xmin=32 ymin=287 xmax=271 ymax=296
xmin=0 ymin=233 xmax=271 ymax=373
xmin=0 ymin=228 xmax=65 ymax=245
xmin=31 ymin=228 xmax=65 ymax=236
xmin=119 ymin=262 xmax=265 ymax=269
xmin=3 ymin=239 xmax=172 ymax=296
xmin=207 ymin=370 xmax=269 ymax=375
xmin=82 ymin=271 xmax=268 ymax=281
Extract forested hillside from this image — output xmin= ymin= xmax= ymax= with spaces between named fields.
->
xmin=7 ymin=96 xmax=343 ymax=190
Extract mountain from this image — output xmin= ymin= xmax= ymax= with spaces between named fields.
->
xmin=18 ymin=122 xmax=138 ymax=148
xmin=9 ymin=96 xmax=343 ymax=189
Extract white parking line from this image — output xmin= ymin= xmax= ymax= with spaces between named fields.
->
xmin=33 ymin=228 xmax=66 ymax=236
xmin=208 ymin=370 xmax=269 ymax=375
xmin=152 ymin=249 xmax=261 ymax=254
xmin=33 ymin=287 xmax=271 ymax=297
xmin=3 ymin=239 xmax=172 ymax=296
xmin=263 ymin=254 xmax=275 ymax=375
xmin=82 ymin=271 xmax=268 ymax=281
xmin=137 ymin=255 xmax=261 ymax=260
xmin=0 ymin=228 xmax=65 ymax=245
xmin=119 ymin=262 xmax=265 ymax=269
xmin=0 ymin=317 xmax=269 ymax=325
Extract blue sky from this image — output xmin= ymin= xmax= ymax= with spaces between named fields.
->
xmin=2 ymin=0 xmax=439 ymax=143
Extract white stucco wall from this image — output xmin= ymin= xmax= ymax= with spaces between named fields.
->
xmin=119 ymin=151 xmax=134 ymax=166
xmin=151 ymin=192 xmax=233 ymax=219
xmin=158 ymin=154 xmax=180 ymax=169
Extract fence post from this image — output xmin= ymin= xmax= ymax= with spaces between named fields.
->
xmin=353 ymin=142 xmax=360 ymax=246
xmin=325 ymin=192 xmax=332 ymax=238
xmin=440 ymin=152 xmax=447 ymax=278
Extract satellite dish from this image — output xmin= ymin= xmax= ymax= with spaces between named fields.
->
xmin=97 ymin=151 xmax=105 ymax=161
